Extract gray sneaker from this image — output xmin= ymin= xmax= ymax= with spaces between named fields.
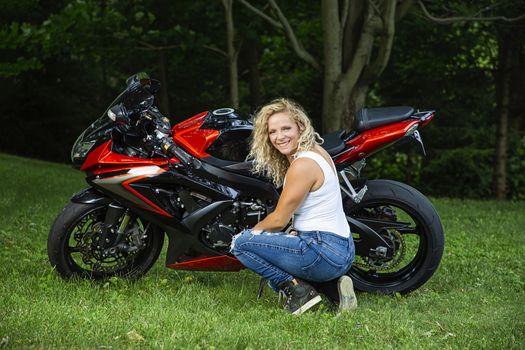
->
xmin=337 ymin=275 xmax=357 ymax=312
xmin=278 ymin=279 xmax=322 ymax=315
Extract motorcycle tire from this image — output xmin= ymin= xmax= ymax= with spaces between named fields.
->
xmin=345 ymin=179 xmax=444 ymax=294
xmin=48 ymin=201 xmax=163 ymax=280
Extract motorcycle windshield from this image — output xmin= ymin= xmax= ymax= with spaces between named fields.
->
xmin=71 ymin=73 xmax=156 ymax=166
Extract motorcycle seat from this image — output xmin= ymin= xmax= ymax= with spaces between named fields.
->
xmin=321 ymin=129 xmax=346 ymax=156
xmin=354 ymin=106 xmax=414 ymax=132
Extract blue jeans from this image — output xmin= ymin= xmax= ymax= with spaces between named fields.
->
xmin=231 ymin=229 xmax=355 ymax=290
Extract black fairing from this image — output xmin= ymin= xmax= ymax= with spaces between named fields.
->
xmin=203 ymin=108 xmax=253 ymax=162
xmin=206 ymin=127 xmax=252 ymax=162
xmin=85 ymin=163 xmax=279 ymax=264
xmin=201 ymin=108 xmax=252 ymax=130
xmin=71 ymin=187 xmax=113 ymax=205
xmin=194 ymin=161 xmax=278 ymax=202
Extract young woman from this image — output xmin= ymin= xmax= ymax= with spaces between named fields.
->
xmin=230 ymin=98 xmax=357 ymax=315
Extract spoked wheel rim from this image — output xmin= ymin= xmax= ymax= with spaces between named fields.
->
xmin=346 ymin=200 xmax=430 ymax=290
xmin=63 ymin=206 xmax=149 ymax=277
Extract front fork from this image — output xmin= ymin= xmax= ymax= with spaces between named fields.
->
xmin=101 ymin=202 xmax=145 ymax=255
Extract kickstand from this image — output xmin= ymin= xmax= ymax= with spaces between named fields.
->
xmin=257 ymin=278 xmax=266 ymax=300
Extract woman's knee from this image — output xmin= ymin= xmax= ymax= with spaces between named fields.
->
xmin=230 ymin=229 xmax=254 ymax=255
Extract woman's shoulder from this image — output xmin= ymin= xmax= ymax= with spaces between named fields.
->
xmin=296 ymin=146 xmax=335 ymax=174
xmin=295 ymin=146 xmax=329 ymax=157
xmin=287 ymin=154 xmax=322 ymax=177
xmin=285 ymin=156 xmax=323 ymax=188
xmin=289 ymin=155 xmax=318 ymax=171
xmin=295 ymin=147 xmax=331 ymax=165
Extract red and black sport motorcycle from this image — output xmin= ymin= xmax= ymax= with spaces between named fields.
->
xmin=48 ymin=73 xmax=444 ymax=294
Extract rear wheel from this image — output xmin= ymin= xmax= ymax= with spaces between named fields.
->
xmin=345 ymin=180 xmax=444 ymax=294
xmin=48 ymin=201 xmax=163 ymax=279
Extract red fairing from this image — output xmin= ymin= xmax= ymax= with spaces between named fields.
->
xmin=80 ymin=140 xmax=175 ymax=174
xmin=335 ymin=120 xmax=420 ymax=164
xmin=166 ymin=255 xmax=245 ymax=271
xmin=172 ymin=111 xmax=220 ymax=159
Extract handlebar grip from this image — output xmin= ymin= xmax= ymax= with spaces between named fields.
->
xmin=162 ymin=140 xmax=192 ymax=166
xmin=169 ymin=145 xmax=192 ymax=165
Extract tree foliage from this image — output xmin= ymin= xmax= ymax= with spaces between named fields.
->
xmin=0 ymin=0 xmax=523 ymax=199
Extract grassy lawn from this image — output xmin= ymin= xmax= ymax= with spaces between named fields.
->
xmin=0 ymin=152 xmax=524 ymax=349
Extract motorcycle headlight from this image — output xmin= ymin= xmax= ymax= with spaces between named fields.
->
xmin=71 ymin=131 xmax=97 ymax=166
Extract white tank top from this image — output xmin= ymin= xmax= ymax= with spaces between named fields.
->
xmin=289 ymin=151 xmax=350 ymax=237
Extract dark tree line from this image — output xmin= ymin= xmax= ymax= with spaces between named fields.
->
xmin=1 ymin=0 xmax=524 ymax=199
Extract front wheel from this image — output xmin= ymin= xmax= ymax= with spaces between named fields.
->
xmin=345 ymin=179 xmax=444 ymax=294
xmin=48 ymin=201 xmax=164 ymax=279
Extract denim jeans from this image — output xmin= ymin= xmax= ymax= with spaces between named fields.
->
xmin=231 ymin=229 xmax=355 ymax=290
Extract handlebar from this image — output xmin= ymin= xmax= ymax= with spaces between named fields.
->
xmin=141 ymin=107 xmax=201 ymax=168
xmin=160 ymin=138 xmax=193 ymax=165
xmin=158 ymin=136 xmax=202 ymax=170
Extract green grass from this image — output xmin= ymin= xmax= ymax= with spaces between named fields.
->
xmin=0 ymin=152 xmax=524 ymax=349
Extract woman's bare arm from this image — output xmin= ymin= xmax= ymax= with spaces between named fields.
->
xmin=252 ymin=158 xmax=322 ymax=233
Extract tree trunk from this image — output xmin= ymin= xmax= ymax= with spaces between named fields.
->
xmin=158 ymin=49 xmax=170 ymax=116
xmin=493 ymin=32 xmax=512 ymax=200
xmin=321 ymin=0 xmax=385 ymax=132
xmin=345 ymin=84 xmax=368 ymax=129
xmin=241 ymin=0 xmax=409 ymax=132
xmin=322 ymin=81 xmax=347 ymax=132
xmin=321 ymin=0 xmax=347 ymax=133
xmin=222 ymin=0 xmax=239 ymax=108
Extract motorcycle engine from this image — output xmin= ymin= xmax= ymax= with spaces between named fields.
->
xmin=165 ymin=186 xmax=267 ymax=255
xmin=200 ymin=199 xmax=266 ymax=254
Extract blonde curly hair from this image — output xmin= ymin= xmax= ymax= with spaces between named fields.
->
xmin=248 ymin=98 xmax=323 ymax=186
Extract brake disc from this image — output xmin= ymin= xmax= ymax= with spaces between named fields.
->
xmin=74 ymin=221 xmax=130 ymax=273
xmin=354 ymin=229 xmax=406 ymax=271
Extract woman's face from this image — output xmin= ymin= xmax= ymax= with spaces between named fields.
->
xmin=267 ymin=112 xmax=300 ymax=160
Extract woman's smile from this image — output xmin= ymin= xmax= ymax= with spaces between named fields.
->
xmin=267 ymin=112 xmax=300 ymax=161
xmin=276 ymin=140 xmax=290 ymax=148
